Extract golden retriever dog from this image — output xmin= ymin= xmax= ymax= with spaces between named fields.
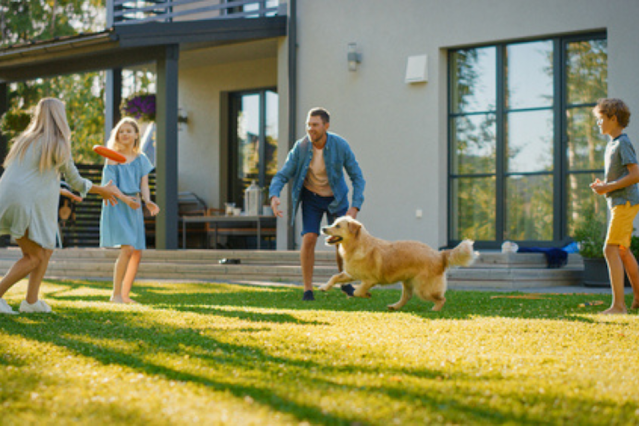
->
xmin=319 ymin=216 xmax=477 ymax=311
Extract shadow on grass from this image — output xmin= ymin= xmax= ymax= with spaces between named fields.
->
xmin=1 ymin=278 xmax=636 ymax=424
xmin=0 ymin=309 xmax=443 ymax=425
xmin=0 ymin=307 xmax=584 ymax=426
xmin=42 ymin=279 xmax=632 ymax=324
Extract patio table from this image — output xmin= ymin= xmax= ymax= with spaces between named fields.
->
xmin=180 ymin=215 xmax=276 ymax=249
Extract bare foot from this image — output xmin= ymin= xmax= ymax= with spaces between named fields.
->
xmin=110 ymin=295 xmax=124 ymax=304
xmin=600 ymin=306 xmax=627 ymax=315
xmin=123 ymin=298 xmax=139 ymax=304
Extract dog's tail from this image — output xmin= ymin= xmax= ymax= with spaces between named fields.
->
xmin=442 ymin=240 xmax=478 ymax=269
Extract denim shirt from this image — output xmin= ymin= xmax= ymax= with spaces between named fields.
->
xmin=269 ymin=132 xmax=365 ymax=225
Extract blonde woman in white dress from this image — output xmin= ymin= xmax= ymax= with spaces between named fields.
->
xmin=0 ymin=98 xmax=121 ymax=314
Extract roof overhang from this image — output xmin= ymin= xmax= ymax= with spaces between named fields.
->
xmin=0 ymin=16 xmax=287 ymax=82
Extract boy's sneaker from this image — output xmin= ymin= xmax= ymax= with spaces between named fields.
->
xmin=302 ymin=290 xmax=315 ymax=301
xmin=340 ymin=284 xmax=355 ymax=297
xmin=20 ymin=300 xmax=53 ymax=313
xmin=0 ymin=299 xmax=18 ymax=315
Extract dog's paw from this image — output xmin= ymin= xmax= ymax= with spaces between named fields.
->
xmin=432 ymin=301 xmax=445 ymax=311
xmin=354 ymin=290 xmax=372 ymax=298
xmin=318 ymin=285 xmax=331 ymax=292
xmin=387 ymin=305 xmax=399 ymax=311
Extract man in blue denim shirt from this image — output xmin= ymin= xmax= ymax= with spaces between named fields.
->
xmin=269 ymin=108 xmax=365 ymax=301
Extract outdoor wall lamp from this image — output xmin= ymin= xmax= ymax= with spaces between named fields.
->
xmin=178 ymin=106 xmax=188 ymax=131
xmin=347 ymin=43 xmax=361 ymax=72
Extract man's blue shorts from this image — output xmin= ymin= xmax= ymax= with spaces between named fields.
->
xmin=301 ymin=187 xmax=347 ymax=236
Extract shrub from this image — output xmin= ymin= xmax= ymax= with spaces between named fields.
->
xmin=573 ymin=211 xmax=606 ymax=259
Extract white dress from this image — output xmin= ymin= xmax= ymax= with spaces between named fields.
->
xmin=0 ymin=139 xmax=92 ymax=249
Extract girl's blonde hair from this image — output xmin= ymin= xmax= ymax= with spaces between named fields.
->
xmin=106 ymin=117 xmax=141 ymax=153
xmin=3 ymin=97 xmax=72 ymax=172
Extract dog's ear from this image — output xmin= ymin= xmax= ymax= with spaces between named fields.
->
xmin=348 ymin=221 xmax=361 ymax=238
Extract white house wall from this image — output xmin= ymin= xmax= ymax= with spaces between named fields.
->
xmin=178 ymin=55 xmax=278 ymax=211
xmin=291 ymin=0 xmax=639 ymax=250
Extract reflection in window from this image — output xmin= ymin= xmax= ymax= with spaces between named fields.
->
xmin=229 ymin=89 xmax=278 ymax=209
xmin=451 ymin=114 xmax=496 ymax=175
xmin=566 ymin=172 xmax=608 ymax=236
xmin=566 ymin=106 xmax=608 ymax=171
xmin=451 ymin=47 xmax=496 ymax=113
xmin=451 ymin=177 xmax=496 ymax=240
xmin=265 ymin=91 xmax=279 ymax=181
xmin=449 ymin=35 xmax=607 ymax=245
xmin=505 ymin=41 xmax=553 ymax=110
xmin=506 ymin=110 xmax=554 ymax=173
xmin=566 ymin=39 xmax=608 ymax=106
xmin=237 ymin=94 xmax=260 ymax=182
xmin=505 ymin=175 xmax=553 ymax=240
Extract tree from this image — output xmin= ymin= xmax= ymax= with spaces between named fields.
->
xmin=0 ymin=0 xmax=105 ymax=46
xmin=0 ymin=1 xmax=107 ymax=163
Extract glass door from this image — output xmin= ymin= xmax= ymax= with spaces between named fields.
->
xmin=228 ymin=89 xmax=278 ymax=210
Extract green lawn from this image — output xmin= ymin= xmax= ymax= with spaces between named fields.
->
xmin=1 ymin=280 xmax=638 ymax=425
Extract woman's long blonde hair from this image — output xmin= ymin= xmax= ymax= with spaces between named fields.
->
xmin=3 ymin=97 xmax=72 ymax=172
xmin=106 ymin=117 xmax=141 ymax=153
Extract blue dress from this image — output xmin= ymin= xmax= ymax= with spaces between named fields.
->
xmin=100 ymin=153 xmax=154 ymax=250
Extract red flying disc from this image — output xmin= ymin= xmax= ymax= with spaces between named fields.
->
xmin=93 ymin=145 xmax=126 ymax=164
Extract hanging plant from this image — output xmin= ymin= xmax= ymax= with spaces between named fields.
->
xmin=120 ymin=92 xmax=156 ymax=122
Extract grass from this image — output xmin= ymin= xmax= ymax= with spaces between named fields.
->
xmin=1 ymin=280 xmax=639 ymax=425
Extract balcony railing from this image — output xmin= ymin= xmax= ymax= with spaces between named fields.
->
xmin=107 ymin=0 xmax=284 ymax=26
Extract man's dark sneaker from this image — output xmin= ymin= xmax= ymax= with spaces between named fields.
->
xmin=340 ymin=284 xmax=355 ymax=297
xmin=302 ymin=290 xmax=315 ymax=301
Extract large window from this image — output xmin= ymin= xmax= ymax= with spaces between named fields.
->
xmin=228 ymin=89 xmax=278 ymax=209
xmin=449 ymin=34 xmax=607 ymax=247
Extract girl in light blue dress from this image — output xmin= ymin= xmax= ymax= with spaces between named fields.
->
xmin=0 ymin=98 xmax=121 ymax=315
xmin=100 ymin=117 xmax=159 ymax=304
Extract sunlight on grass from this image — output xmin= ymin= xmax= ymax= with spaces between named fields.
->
xmin=1 ymin=280 xmax=639 ymax=425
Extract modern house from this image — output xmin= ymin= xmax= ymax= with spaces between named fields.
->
xmin=0 ymin=0 xmax=637 ymax=253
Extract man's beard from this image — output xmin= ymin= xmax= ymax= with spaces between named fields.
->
xmin=308 ymin=133 xmax=324 ymax=143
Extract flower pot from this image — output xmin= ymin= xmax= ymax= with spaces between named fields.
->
xmin=582 ymin=257 xmax=609 ymax=287
xmin=582 ymin=257 xmax=632 ymax=288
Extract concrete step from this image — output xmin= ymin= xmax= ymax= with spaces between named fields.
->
xmin=0 ymin=248 xmax=585 ymax=289
xmin=447 ymin=266 xmax=583 ymax=289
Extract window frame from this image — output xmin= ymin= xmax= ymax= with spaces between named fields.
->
xmin=228 ymin=87 xmax=278 ymax=209
xmin=447 ymin=32 xmax=607 ymax=249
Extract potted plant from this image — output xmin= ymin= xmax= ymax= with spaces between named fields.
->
xmin=573 ymin=211 xmax=608 ymax=287
xmin=120 ymin=92 xmax=156 ymax=122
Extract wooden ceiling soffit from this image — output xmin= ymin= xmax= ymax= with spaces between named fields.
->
xmin=0 ymin=16 xmax=286 ymax=82
xmin=0 ymin=44 xmax=168 ymax=83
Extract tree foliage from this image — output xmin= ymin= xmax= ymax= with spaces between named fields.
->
xmin=0 ymin=0 xmax=105 ymax=46
xmin=0 ymin=0 xmax=106 ymax=163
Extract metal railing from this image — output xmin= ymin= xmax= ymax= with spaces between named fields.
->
xmin=107 ymin=0 xmax=284 ymax=26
